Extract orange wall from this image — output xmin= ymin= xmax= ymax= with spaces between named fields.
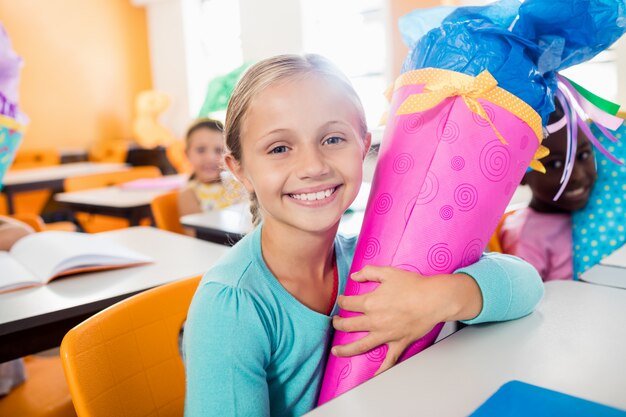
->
xmin=387 ymin=0 xmax=452 ymax=80
xmin=0 ymin=0 xmax=152 ymax=150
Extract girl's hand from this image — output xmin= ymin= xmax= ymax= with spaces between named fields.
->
xmin=331 ymin=265 xmax=482 ymax=375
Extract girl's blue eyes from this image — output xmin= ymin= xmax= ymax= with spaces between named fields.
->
xmin=324 ymin=136 xmax=344 ymax=145
xmin=269 ymin=145 xmax=288 ymax=154
xmin=268 ymin=136 xmax=344 ymax=154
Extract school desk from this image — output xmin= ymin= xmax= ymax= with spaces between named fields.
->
xmin=181 ymin=204 xmax=365 ymax=245
xmin=0 ymin=227 xmax=229 ymax=362
xmin=2 ymin=162 xmax=128 ymax=214
xmin=54 ymin=174 xmax=188 ymax=226
xmin=180 ymin=182 xmax=371 ymax=245
xmin=304 ymin=280 xmax=626 ymax=417
xmin=580 ymin=243 xmax=626 ymax=289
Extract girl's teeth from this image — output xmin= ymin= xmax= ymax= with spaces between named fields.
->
xmin=292 ymin=188 xmax=334 ymax=201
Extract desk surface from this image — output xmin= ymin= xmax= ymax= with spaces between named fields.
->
xmin=54 ymin=174 xmax=187 ymax=208
xmin=181 ymin=205 xmax=365 ymax=240
xmin=580 ymin=264 xmax=626 ymax=289
xmin=580 ymin=244 xmax=626 ymax=289
xmin=3 ymin=162 xmax=128 ymax=186
xmin=0 ymin=227 xmax=229 ymax=361
xmin=306 ymin=281 xmax=626 ymax=416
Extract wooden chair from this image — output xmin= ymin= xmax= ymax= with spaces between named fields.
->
xmin=151 ymin=191 xmax=185 ymax=235
xmin=63 ymin=166 xmax=162 ymax=233
xmin=60 ymin=276 xmax=201 ymax=417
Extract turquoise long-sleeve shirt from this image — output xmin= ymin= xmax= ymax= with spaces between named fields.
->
xmin=183 ymin=225 xmax=543 ymax=417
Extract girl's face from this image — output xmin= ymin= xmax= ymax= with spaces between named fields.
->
xmin=525 ymin=126 xmax=596 ymax=213
xmin=186 ymin=128 xmax=225 ymax=183
xmin=227 ymin=76 xmax=370 ymax=234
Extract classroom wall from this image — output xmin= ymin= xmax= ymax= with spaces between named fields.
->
xmin=386 ymin=0 xmax=448 ymax=80
xmin=0 ymin=0 xmax=153 ymax=150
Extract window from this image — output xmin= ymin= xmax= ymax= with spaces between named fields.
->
xmin=300 ymin=0 xmax=388 ymax=131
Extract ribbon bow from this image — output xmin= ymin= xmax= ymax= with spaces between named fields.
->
xmin=396 ymin=70 xmax=508 ymax=144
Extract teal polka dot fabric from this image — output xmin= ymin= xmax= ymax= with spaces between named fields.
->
xmin=572 ymin=119 xmax=626 ymax=278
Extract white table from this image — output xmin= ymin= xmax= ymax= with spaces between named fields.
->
xmin=580 ymin=244 xmax=626 ymax=289
xmin=181 ymin=182 xmax=371 ymax=245
xmin=306 ymin=281 xmax=626 ymax=416
xmin=2 ymin=162 xmax=129 ymax=214
xmin=54 ymin=174 xmax=187 ymax=226
xmin=181 ymin=204 xmax=365 ymax=245
xmin=0 ymin=227 xmax=229 ymax=362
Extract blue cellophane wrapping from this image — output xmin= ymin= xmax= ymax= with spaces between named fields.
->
xmin=401 ymin=0 xmax=626 ymax=124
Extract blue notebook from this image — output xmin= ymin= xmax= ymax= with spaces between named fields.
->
xmin=470 ymin=381 xmax=626 ymax=417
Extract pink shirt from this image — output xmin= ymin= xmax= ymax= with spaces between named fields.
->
xmin=500 ymin=207 xmax=573 ymax=281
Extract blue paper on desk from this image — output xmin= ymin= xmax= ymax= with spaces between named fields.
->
xmin=470 ymin=381 xmax=626 ymax=417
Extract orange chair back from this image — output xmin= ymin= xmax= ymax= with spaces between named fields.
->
xmin=487 ymin=206 xmax=524 ymax=253
xmin=61 ymin=275 xmax=201 ymax=417
xmin=151 ymin=191 xmax=184 ymax=234
xmin=64 ymin=166 xmax=162 ymax=192
xmin=88 ymin=141 xmax=128 ymax=164
xmin=165 ymin=140 xmax=193 ymax=174
xmin=10 ymin=213 xmax=45 ymax=232
xmin=11 ymin=148 xmax=60 ymax=170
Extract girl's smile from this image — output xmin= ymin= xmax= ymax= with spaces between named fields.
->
xmin=287 ymin=184 xmax=340 ymax=205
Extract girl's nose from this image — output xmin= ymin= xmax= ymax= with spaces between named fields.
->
xmin=569 ymin=162 xmax=589 ymax=185
xmin=296 ymin=148 xmax=330 ymax=179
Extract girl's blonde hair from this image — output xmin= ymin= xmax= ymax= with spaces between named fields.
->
xmin=225 ymin=54 xmax=368 ymax=225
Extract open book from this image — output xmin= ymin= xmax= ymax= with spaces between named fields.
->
xmin=0 ymin=231 xmax=153 ymax=293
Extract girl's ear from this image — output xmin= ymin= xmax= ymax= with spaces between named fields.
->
xmin=362 ymin=132 xmax=372 ymax=160
xmin=224 ymin=154 xmax=254 ymax=193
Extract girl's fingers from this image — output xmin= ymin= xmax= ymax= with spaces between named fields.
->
xmin=351 ymin=265 xmax=388 ymax=283
xmin=332 ymin=314 xmax=370 ymax=333
xmin=331 ymin=334 xmax=382 ymax=357
xmin=337 ymin=294 xmax=368 ymax=313
xmin=374 ymin=343 xmax=403 ymax=376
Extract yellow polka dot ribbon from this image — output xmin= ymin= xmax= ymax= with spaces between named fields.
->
xmin=0 ymin=114 xmax=26 ymax=133
xmin=386 ymin=68 xmax=547 ymax=173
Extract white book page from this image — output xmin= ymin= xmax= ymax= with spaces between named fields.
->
xmin=9 ymin=231 xmax=153 ymax=282
xmin=600 ymin=244 xmax=626 ymax=268
xmin=0 ymin=251 xmax=39 ymax=291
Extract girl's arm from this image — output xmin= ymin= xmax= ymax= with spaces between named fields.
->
xmin=184 ymin=282 xmax=271 ymax=417
xmin=177 ymin=187 xmax=202 ymax=237
xmin=332 ymin=252 xmax=543 ymax=373
xmin=0 ymin=216 xmax=34 ymax=251
xmin=178 ymin=186 xmax=202 ymax=217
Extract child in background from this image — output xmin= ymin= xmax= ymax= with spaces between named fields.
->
xmin=500 ymin=101 xmax=597 ymax=280
xmin=183 ymin=54 xmax=543 ymax=417
xmin=0 ymin=216 xmax=33 ymax=396
xmin=177 ymin=118 xmax=246 ymax=220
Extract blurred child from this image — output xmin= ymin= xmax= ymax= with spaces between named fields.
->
xmin=0 ymin=215 xmax=33 ymax=396
xmin=177 ymin=118 xmax=246 ymax=234
xmin=183 ymin=54 xmax=543 ymax=417
xmin=500 ymin=101 xmax=596 ymax=280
